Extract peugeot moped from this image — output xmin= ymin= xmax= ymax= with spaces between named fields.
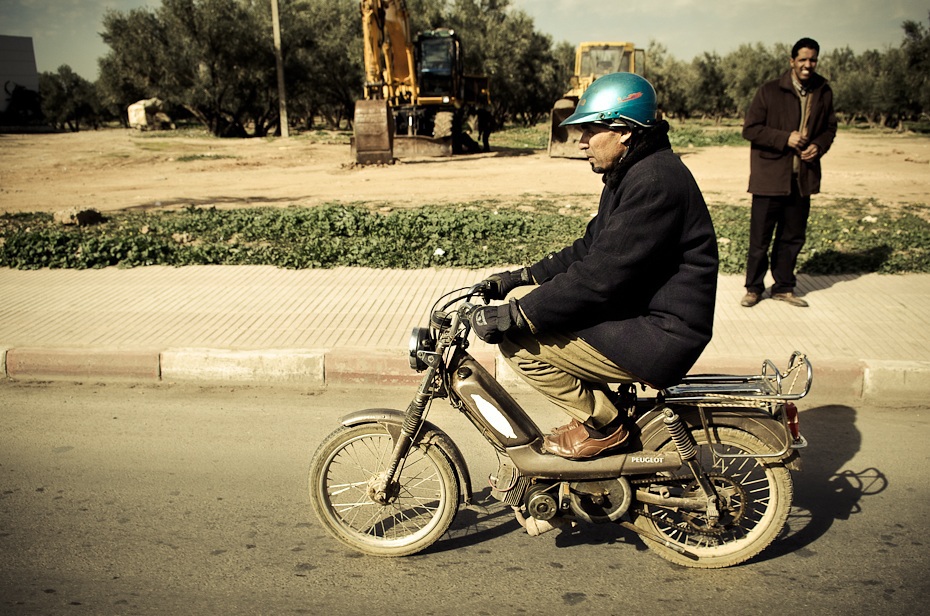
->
xmin=308 ymin=284 xmax=811 ymax=568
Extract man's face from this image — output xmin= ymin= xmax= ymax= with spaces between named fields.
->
xmin=790 ymin=47 xmax=819 ymax=83
xmin=579 ymin=124 xmax=632 ymax=173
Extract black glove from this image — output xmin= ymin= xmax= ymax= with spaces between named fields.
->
xmin=469 ymin=299 xmax=527 ymax=344
xmin=483 ymin=267 xmax=533 ymax=301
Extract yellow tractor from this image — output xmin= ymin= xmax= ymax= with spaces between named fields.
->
xmin=353 ymin=0 xmax=489 ymax=164
xmin=548 ymin=42 xmax=645 ymax=158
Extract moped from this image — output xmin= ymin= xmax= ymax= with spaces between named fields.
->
xmin=308 ymin=284 xmax=811 ymax=568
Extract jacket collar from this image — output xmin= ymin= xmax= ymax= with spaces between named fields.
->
xmin=603 ymin=120 xmax=671 ymax=190
xmin=778 ymin=69 xmax=825 ymax=94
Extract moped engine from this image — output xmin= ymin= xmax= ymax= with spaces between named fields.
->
xmin=525 ymin=484 xmax=559 ymax=521
xmin=568 ymin=478 xmax=632 ymax=523
xmin=489 ymin=460 xmax=632 ymax=524
xmin=489 ymin=461 xmax=529 ymax=507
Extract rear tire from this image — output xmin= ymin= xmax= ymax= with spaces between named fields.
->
xmin=309 ymin=423 xmax=459 ymax=557
xmin=634 ymin=427 xmax=792 ymax=568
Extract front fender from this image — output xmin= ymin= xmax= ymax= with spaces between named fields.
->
xmin=340 ymin=409 xmax=475 ymax=504
xmin=636 ymin=406 xmax=801 ymax=471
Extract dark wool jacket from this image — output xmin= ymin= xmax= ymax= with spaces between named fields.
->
xmin=518 ymin=122 xmax=719 ymax=389
xmin=743 ymin=70 xmax=837 ymax=197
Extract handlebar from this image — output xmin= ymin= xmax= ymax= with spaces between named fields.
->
xmin=467 ymin=281 xmax=492 ymax=302
xmin=428 ymin=283 xmax=489 ymax=333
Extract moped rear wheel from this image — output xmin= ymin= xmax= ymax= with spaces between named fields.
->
xmin=634 ymin=426 xmax=792 ymax=568
xmin=309 ymin=423 xmax=459 ymax=557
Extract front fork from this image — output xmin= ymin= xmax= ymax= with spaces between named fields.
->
xmin=369 ymin=367 xmax=437 ymax=504
xmin=663 ymin=407 xmax=721 ymax=524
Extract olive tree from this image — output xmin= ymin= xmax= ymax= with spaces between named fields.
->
xmin=901 ymin=12 xmax=930 ymax=118
xmin=39 ymin=65 xmax=101 ymax=131
xmin=99 ymin=0 xmax=320 ymax=136
xmin=644 ymin=40 xmax=691 ymax=119
xmin=723 ymin=43 xmax=786 ymax=116
xmin=686 ymin=52 xmax=733 ymax=122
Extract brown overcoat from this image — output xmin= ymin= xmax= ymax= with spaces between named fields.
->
xmin=742 ymin=70 xmax=837 ymax=197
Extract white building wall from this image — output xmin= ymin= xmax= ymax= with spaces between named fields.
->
xmin=0 ymin=35 xmax=40 ymax=113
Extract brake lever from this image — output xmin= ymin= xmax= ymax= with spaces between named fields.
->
xmin=468 ymin=282 xmax=491 ymax=305
xmin=460 ymin=283 xmax=488 ymax=322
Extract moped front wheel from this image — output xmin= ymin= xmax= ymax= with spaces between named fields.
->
xmin=309 ymin=422 xmax=459 ymax=557
xmin=633 ymin=426 xmax=792 ymax=568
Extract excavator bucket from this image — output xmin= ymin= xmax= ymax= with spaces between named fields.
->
xmin=547 ymin=98 xmax=586 ymax=159
xmin=353 ymin=100 xmax=394 ymax=164
xmin=393 ymin=135 xmax=452 ymax=158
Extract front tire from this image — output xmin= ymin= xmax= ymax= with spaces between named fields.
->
xmin=309 ymin=423 xmax=459 ymax=557
xmin=634 ymin=426 xmax=793 ymax=568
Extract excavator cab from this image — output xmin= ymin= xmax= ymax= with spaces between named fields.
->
xmin=417 ymin=34 xmax=458 ymax=99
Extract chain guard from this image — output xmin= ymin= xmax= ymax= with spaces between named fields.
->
xmin=632 ymin=473 xmax=747 ymax=537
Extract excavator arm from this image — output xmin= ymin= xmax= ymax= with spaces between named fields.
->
xmin=359 ymin=0 xmax=417 ymax=104
xmin=355 ymin=0 xmax=420 ymax=164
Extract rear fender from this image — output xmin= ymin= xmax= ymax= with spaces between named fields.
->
xmin=636 ymin=406 xmax=801 ymax=471
xmin=340 ymin=409 xmax=475 ymax=504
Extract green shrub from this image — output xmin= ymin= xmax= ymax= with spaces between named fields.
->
xmin=2 ymin=200 xmax=927 ymax=273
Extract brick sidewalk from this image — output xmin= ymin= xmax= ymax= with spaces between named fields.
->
xmin=2 ymin=267 xmax=929 ymax=401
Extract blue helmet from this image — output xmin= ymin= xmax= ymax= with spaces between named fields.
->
xmin=560 ymin=72 xmax=658 ymax=128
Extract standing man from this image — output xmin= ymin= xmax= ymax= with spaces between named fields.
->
xmin=468 ymin=73 xmax=718 ymax=460
xmin=741 ymin=37 xmax=837 ymax=308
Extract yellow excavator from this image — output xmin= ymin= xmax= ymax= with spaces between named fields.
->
xmin=353 ymin=0 xmax=489 ymax=164
xmin=548 ymin=42 xmax=645 ymax=158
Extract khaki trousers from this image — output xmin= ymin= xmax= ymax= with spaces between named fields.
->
xmin=498 ymin=319 xmax=637 ymax=430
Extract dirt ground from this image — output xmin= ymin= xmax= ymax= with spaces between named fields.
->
xmin=1 ymin=128 xmax=928 ymax=215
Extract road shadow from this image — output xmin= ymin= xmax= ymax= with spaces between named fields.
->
xmin=434 ymin=490 xmax=649 ymax=558
xmin=428 ymin=488 xmax=522 ymax=554
xmin=758 ymin=403 xmax=887 ymax=561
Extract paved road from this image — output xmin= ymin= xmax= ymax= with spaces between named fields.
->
xmin=1 ymin=381 xmax=927 ymax=615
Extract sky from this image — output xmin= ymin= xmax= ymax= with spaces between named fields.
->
xmin=1 ymin=0 xmax=928 ymax=80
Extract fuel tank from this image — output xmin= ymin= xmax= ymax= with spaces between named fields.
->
xmin=448 ymin=350 xmax=540 ymax=448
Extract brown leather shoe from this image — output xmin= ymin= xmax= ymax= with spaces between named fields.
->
xmin=740 ymin=292 xmax=761 ymax=307
xmin=543 ymin=421 xmax=629 ymax=459
xmin=549 ymin=418 xmax=582 ymax=436
xmin=772 ymin=292 xmax=809 ymax=307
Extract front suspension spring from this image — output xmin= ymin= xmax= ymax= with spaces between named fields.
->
xmin=663 ymin=408 xmax=696 ymax=460
xmin=402 ymin=393 xmax=430 ymax=435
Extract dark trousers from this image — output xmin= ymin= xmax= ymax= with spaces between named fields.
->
xmin=745 ymin=185 xmax=811 ymax=295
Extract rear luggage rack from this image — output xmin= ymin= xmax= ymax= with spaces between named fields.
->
xmin=661 ymin=352 xmax=813 ymax=458
xmin=662 ymin=351 xmax=813 ymax=404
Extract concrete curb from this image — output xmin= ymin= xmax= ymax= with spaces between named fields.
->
xmin=3 ymin=346 xmax=930 ymax=405
xmin=5 ymin=347 xmax=161 ymax=381
xmin=160 ymin=348 xmax=326 ymax=384
xmin=863 ymin=360 xmax=930 ymax=399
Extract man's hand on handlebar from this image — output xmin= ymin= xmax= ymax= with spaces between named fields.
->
xmin=468 ymin=299 xmax=527 ymax=344
xmin=481 ymin=267 xmax=533 ymax=302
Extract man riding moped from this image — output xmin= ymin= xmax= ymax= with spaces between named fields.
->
xmin=469 ymin=73 xmax=719 ymax=460
xmin=310 ymin=75 xmax=812 ymax=564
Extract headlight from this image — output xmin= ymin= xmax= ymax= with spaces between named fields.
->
xmin=408 ymin=327 xmax=435 ymax=371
